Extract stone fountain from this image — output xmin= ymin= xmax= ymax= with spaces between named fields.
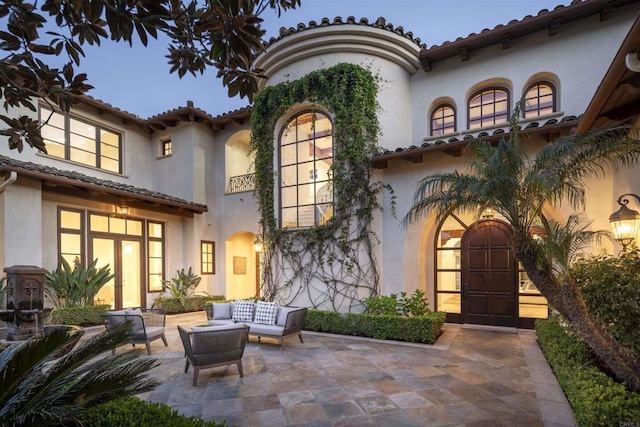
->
xmin=0 ymin=265 xmax=52 ymax=341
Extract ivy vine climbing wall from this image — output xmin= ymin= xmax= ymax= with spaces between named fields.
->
xmin=251 ymin=62 xmax=389 ymax=312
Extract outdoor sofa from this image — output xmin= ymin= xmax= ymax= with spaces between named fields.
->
xmin=205 ymin=301 xmax=307 ymax=346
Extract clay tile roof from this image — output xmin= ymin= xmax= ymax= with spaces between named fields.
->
xmin=263 ymin=16 xmax=426 ymax=50
xmin=0 ymin=155 xmax=207 ymax=216
xmin=371 ymin=115 xmax=582 ymax=168
xmin=75 ymin=96 xmax=252 ymax=134
xmin=420 ymin=0 xmax=639 ymax=71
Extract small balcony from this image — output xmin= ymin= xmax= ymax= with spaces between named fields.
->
xmin=226 ymin=173 xmax=256 ymax=194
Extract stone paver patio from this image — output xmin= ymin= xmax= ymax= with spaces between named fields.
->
xmin=88 ymin=312 xmax=576 ymax=426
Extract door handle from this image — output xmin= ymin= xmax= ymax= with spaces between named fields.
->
xmin=463 ymin=282 xmax=469 ymax=300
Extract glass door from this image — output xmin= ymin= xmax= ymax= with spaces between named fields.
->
xmin=91 ymin=236 xmax=143 ymax=309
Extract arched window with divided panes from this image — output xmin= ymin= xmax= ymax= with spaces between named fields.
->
xmin=467 ymin=87 xmax=510 ymax=129
xmin=279 ymin=110 xmax=334 ymax=229
xmin=523 ymin=82 xmax=556 ymax=119
xmin=430 ymin=104 xmax=456 ymax=136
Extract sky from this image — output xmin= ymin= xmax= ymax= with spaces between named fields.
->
xmin=68 ymin=0 xmax=569 ymax=118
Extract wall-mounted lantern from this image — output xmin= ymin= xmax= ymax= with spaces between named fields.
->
xmin=609 ymin=193 xmax=640 ymax=251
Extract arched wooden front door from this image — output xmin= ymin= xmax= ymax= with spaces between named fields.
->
xmin=461 ymin=220 xmax=517 ymax=327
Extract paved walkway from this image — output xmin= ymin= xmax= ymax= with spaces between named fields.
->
xmin=92 ymin=312 xmax=577 ymax=426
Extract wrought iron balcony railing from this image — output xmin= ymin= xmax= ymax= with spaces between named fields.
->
xmin=227 ymin=173 xmax=256 ymax=193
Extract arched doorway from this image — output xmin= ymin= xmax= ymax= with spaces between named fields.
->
xmin=462 ymin=220 xmax=517 ymax=327
xmin=434 ymin=213 xmax=548 ymax=328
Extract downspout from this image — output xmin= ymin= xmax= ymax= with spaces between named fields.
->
xmin=0 ymin=171 xmax=17 ymax=193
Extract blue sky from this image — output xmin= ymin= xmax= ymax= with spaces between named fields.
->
xmin=74 ymin=0 xmax=568 ymax=118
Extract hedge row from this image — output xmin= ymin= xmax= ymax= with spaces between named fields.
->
xmin=153 ymin=295 xmax=225 ymax=314
xmin=49 ymin=304 xmax=111 ymax=326
xmin=535 ymin=317 xmax=640 ymax=426
xmin=304 ymin=309 xmax=445 ymax=344
xmin=81 ymin=397 xmax=224 ymax=426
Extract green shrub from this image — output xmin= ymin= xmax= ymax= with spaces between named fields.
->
xmin=48 ymin=304 xmax=111 ymax=326
xmin=162 ymin=267 xmax=201 ymax=301
xmin=44 ymin=258 xmax=114 ymax=308
xmin=363 ymin=289 xmax=431 ymax=317
xmin=571 ymin=250 xmax=640 ymax=357
xmin=153 ymin=295 xmax=224 ymax=314
xmin=536 ymin=317 xmax=640 ymax=426
xmin=81 ymin=397 xmax=224 ymax=426
xmin=305 ymin=309 xmax=445 ymax=344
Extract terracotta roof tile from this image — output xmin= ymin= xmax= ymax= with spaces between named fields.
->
xmin=372 ymin=115 xmax=582 ymax=167
xmin=0 ymin=155 xmax=207 ymax=213
xmin=263 ymin=16 xmax=426 ymax=50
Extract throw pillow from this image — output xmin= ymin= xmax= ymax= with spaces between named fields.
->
xmin=212 ymin=302 xmax=232 ymax=320
xmin=232 ymin=300 xmax=255 ymax=322
xmin=254 ymin=301 xmax=278 ymax=325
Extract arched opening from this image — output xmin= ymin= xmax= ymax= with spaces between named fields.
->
xmin=434 ymin=212 xmax=549 ymax=328
xmin=225 ymin=130 xmax=254 ymax=193
xmin=225 ymin=231 xmax=261 ymax=300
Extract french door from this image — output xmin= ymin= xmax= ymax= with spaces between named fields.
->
xmin=91 ymin=236 xmax=143 ymax=310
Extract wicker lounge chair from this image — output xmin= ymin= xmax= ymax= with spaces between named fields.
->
xmin=101 ymin=308 xmax=168 ymax=355
xmin=178 ymin=324 xmax=250 ymax=386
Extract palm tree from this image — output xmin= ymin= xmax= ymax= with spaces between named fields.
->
xmin=403 ymin=110 xmax=640 ymax=392
xmin=0 ymin=322 xmax=160 ymax=426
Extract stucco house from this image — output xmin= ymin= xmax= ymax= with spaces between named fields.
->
xmin=0 ymin=0 xmax=639 ymax=329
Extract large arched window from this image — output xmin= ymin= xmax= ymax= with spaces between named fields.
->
xmin=430 ymin=104 xmax=456 ymax=136
xmin=468 ymin=87 xmax=509 ymax=129
xmin=279 ymin=110 xmax=334 ymax=229
xmin=523 ymin=82 xmax=556 ymax=119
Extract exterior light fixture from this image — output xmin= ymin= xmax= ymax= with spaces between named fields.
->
xmin=609 ymin=193 xmax=640 ymax=251
xmin=115 ymin=204 xmax=129 ymax=216
xmin=481 ymin=207 xmax=494 ymax=219
xmin=253 ymin=236 xmax=263 ymax=252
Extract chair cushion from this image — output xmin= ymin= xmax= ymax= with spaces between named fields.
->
xmin=248 ymin=323 xmax=286 ymax=337
xmin=277 ymin=307 xmax=299 ymax=327
xmin=254 ymin=301 xmax=278 ymax=325
xmin=125 ymin=308 xmax=143 ymax=315
xmin=208 ymin=319 xmax=235 ymax=326
xmin=212 ymin=302 xmax=233 ymax=320
xmin=106 ymin=309 xmax=127 ymax=316
xmin=232 ymin=300 xmax=255 ymax=322
xmin=134 ymin=326 xmax=165 ymax=340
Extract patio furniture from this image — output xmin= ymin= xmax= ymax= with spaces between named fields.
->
xmin=101 ymin=308 xmax=168 ymax=355
xmin=205 ymin=302 xmax=307 ymax=346
xmin=177 ymin=324 xmax=250 ymax=386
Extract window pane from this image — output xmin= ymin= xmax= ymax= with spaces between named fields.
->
xmin=148 ymin=274 xmax=163 ymax=292
xmin=437 ymin=271 xmax=461 ymax=292
xmin=101 ymin=142 xmax=120 ymax=159
xmin=126 ymin=219 xmax=142 ymax=236
xmin=437 ymin=292 xmax=461 ymax=313
xmin=60 ymin=210 xmax=81 ymax=230
xmin=298 ymin=183 xmax=314 ymax=206
xmin=468 ymin=89 xmax=509 ymax=128
xmin=149 ymin=257 xmax=163 ymax=274
xmin=149 ymin=241 xmax=163 ymax=258
xmin=281 ymin=144 xmax=296 ymax=166
xmin=101 ymin=157 xmax=119 ymax=173
xmin=282 ymin=207 xmax=298 ymax=228
xmin=437 ymin=249 xmax=461 ymax=270
xmin=70 ymin=146 xmax=96 ymax=167
xmin=281 ymin=165 xmax=297 ymax=187
xmin=90 ymin=215 xmax=109 ymax=233
xmin=149 ymin=222 xmax=163 ymax=238
xmin=524 ymin=83 xmax=555 ymax=119
xmin=281 ymin=186 xmax=297 ymax=208
xmin=110 ymin=217 xmax=126 ymax=234
xmin=60 ymin=233 xmax=81 ymax=256
xmin=70 ymin=118 xmax=95 ymax=139
xmin=519 ymin=295 xmax=548 ymax=318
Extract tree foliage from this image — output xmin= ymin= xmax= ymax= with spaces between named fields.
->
xmin=0 ymin=0 xmax=300 ymax=152
xmin=403 ymin=103 xmax=640 ymax=392
xmin=0 ymin=322 xmax=160 ymax=426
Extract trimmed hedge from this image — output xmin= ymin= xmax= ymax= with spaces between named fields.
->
xmin=535 ymin=317 xmax=640 ymax=426
xmin=153 ymin=295 xmax=225 ymax=314
xmin=49 ymin=304 xmax=111 ymax=326
xmin=81 ymin=397 xmax=224 ymax=426
xmin=305 ymin=309 xmax=445 ymax=344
